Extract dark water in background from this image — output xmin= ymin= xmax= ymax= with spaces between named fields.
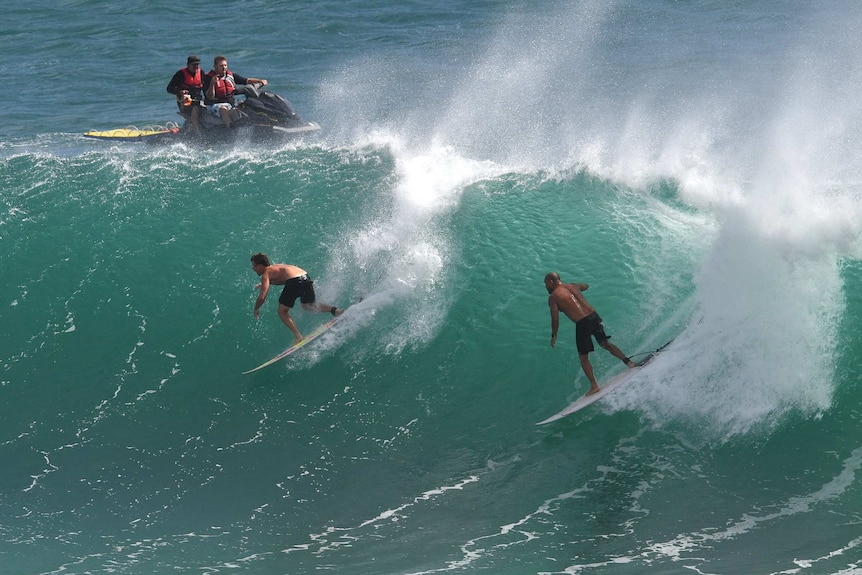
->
xmin=4 ymin=1 xmax=862 ymax=573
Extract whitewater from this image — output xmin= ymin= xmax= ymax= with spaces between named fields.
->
xmin=3 ymin=1 xmax=862 ymax=574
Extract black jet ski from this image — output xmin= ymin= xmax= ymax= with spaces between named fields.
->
xmin=84 ymin=83 xmax=320 ymax=145
xmin=154 ymin=82 xmax=321 ymax=144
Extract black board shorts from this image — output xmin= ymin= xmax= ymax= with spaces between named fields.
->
xmin=575 ymin=312 xmax=610 ymax=355
xmin=278 ymin=275 xmax=316 ymax=308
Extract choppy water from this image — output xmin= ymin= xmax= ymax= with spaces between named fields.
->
xmin=3 ymin=1 xmax=862 ymax=574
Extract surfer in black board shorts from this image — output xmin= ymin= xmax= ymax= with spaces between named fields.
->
xmin=544 ymin=272 xmax=635 ymax=395
xmin=251 ymin=253 xmax=343 ymax=345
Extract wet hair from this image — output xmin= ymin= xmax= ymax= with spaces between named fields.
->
xmin=544 ymin=272 xmax=560 ymax=284
xmin=251 ymin=253 xmax=270 ymax=267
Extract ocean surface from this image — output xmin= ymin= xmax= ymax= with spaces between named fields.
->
xmin=4 ymin=1 xmax=862 ymax=573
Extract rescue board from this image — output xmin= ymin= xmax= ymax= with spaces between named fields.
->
xmin=83 ymin=124 xmax=180 ymax=141
xmin=243 ymin=316 xmax=341 ymax=375
xmin=536 ymin=340 xmax=673 ymax=425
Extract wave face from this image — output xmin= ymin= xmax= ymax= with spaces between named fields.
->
xmin=3 ymin=1 xmax=862 ymax=574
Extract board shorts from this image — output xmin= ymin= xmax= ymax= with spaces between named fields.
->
xmin=206 ymin=102 xmax=233 ymax=116
xmin=575 ymin=312 xmax=611 ymax=355
xmin=278 ymin=274 xmax=316 ymax=308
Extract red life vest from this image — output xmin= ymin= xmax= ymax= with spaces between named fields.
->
xmin=180 ymin=67 xmax=203 ymax=90
xmin=207 ymin=71 xmax=236 ymax=102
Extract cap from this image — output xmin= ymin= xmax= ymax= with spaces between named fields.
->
xmin=187 ymin=55 xmax=201 ymax=64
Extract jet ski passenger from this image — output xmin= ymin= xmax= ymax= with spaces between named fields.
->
xmin=203 ymin=55 xmax=268 ymax=129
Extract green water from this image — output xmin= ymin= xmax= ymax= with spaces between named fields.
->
xmin=4 ymin=1 xmax=862 ymax=573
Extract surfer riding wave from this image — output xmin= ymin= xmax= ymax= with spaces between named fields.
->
xmin=251 ymin=253 xmax=343 ymax=345
xmin=545 ymin=272 xmax=635 ymax=395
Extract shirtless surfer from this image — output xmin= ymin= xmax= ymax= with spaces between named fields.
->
xmin=251 ymin=253 xmax=343 ymax=344
xmin=545 ymin=272 xmax=635 ymax=395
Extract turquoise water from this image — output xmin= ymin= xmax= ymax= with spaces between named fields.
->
xmin=4 ymin=1 xmax=862 ymax=574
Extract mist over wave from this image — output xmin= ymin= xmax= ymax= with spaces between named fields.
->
xmin=5 ymin=2 xmax=862 ymax=574
xmin=314 ymin=0 xmax=862 ymax=441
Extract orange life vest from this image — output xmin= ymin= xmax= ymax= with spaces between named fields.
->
xmin=207 ymin=71 xmax=236 ymax=103
xmin=180 ymin=67 xmax=203 ymax=91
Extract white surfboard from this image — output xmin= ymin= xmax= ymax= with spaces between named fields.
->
xmin=536 ymin=340 xmax=673 ymax=425
xmin=243 ymin=316 xmax=341 ymax=375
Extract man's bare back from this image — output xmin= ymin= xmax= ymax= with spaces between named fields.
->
xmin=260 ymin=264 xmax=307 ymax=285
xmin=548 ymin=282 xmax=595 ymax=324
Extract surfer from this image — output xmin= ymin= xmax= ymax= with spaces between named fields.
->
xmin=251 ymin=253 xmax=343 ymax=344
xmin=544 ymin=272 xmax=635 ymax=395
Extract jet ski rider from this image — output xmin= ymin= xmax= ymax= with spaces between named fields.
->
xmin=166 ymin=55 xmax=204 ymax=130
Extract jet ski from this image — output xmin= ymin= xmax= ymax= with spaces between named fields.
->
xmin=84 ymin=83 xmax=320 ymax=145
xmin=153 ymin=82 xmax=321 ymax=144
